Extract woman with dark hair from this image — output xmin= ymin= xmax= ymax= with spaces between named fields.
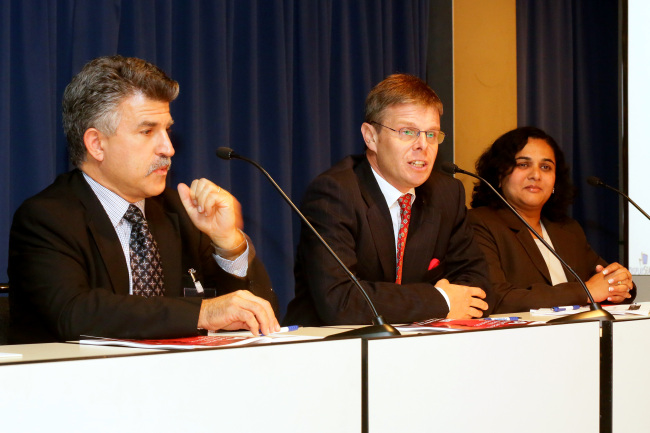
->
xmin=468 ymin=126 xmax=635 ymax=314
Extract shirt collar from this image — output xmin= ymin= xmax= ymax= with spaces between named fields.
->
xmin=82 ymin=172 xmax=146 ymax=227
xmin=370 ymin=166 xmax=416 ymax=208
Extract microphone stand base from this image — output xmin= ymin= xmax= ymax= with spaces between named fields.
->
xmin=547 ymin=308 xmax=616 ymax=324
xmin=324 ymin=324 xmax=401 ymax=340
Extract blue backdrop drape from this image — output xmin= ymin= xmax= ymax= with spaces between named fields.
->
xmin=0 ymin=0 xmax=431 ymax=317
xmin=2 ymin=0 xmax=624 ymax=318
xmin=517 ymin=0 xmax=623 ymax=264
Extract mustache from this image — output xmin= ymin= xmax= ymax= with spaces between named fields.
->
xmin=146 ymin=158 xmax=172 ymax=176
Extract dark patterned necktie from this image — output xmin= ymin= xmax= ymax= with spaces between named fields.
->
xmin=123 ymin=204 xmax=165 ymax=297
xmin=395 ymin=194 xmax=412 ymax=284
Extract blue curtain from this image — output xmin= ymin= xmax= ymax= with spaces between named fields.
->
xmin=517 ymin=0 xmax=622 ymax=264
xmin=0 ymin=0 xmax=431 ymax=317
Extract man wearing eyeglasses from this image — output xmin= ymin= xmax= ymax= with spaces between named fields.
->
xmin=284 ymin=74 xmax=492 ymax=326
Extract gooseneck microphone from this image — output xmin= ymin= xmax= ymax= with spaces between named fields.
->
xmin=442 ymin=162 xmax=615 ymax=323
xmin=216 ymin=147 xmax=400 ymax=339
xmin=587 ymin=176 xmax=650 ymax=221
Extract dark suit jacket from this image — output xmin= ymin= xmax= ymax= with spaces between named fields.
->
xmin=8 ymin=170 xmax=277 ymax=343
xmin=468 ymin=206 xmax=636 ymax=314
xmin=283 ymin=155 xmax=491 ymax=326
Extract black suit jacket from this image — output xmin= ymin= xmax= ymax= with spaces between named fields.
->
xmin=284 ymin=155 xmax=491 ymax=326
xmin=468 ymin=206 xmax=636 ymax=314
xmin=8 ymin=170 xmax=277 ymax=343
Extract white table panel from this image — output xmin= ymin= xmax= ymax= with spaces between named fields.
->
xmin=368 ymin=322 xmax=600 ymax=433
xmin=0 ymin=339 xmax=361 ymax=433
xmin=612 ymin=317 xmax=650 ymax=433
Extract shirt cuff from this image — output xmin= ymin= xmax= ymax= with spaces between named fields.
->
xmin=434 ymin=286 xmax=451 ymax=309
xmin=213 ymin=242 xmax=250 ymax=277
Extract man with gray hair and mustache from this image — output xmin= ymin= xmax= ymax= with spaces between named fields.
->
xmin=8 ymin=56 xmax=279 ymax=343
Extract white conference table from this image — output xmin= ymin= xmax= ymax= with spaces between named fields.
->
xmin=1 ymin=311 xmax=647 ymax=433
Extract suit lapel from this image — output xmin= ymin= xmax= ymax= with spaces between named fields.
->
xmin=356 ymin=159 xmax=398 ymax=281
xmin=71 ymin=171 xmax=131 ymax=295
xmin=498 ymin=208 xmax=553 ymax=284
xmin=146 ymin=197 xmax=183 ymax=296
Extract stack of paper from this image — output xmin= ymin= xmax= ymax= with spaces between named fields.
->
xmin=80 ymin=331 xmax=319 ymax=350
xmin=396 ymin=318 xmax=535 ymax=333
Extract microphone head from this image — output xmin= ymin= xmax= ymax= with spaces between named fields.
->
xmin=586 ymin=176 xmax=605 ymax=187
xmin=216 ymin=147 xmax=234 ymax=160
xmin=441 ymin=161 xmax=458 ymax=175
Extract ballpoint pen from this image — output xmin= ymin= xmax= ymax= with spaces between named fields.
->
xmin=552 ymin=305 xmax=581 ymax=312
xmin=260 ymin=325 xmax=300 ymax=335
xmin=188 ymin=268 xmax=204 ymax=294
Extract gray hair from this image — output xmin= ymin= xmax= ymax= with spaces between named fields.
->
xmin=62 ymin=55 xmax=179 ymax=167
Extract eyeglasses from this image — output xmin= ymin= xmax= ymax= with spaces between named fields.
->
xmin=370 ymin=121 xmax=445 ymax=145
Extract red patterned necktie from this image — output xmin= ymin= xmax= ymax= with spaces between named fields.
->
xmin=395 ymin=194 xmax=412 ymax=284
xmin=123 ymin=204 xmax=165 ymax=297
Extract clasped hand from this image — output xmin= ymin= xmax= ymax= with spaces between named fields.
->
xmin=587 ymin=263 xmax=633 ymax=303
